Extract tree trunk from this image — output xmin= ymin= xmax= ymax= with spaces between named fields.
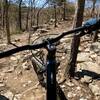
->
xmin=32 ymin=6 xmax=36 ymax=26
xmin=26 ymin=0 xmax=31 ymax=30
xmin=0 ymin=0 xmax=4 ymax=28
xmin=91 ymin=0 xmax=98 ymax=42
xmin=2 ymin=0 xmax=5 ymax=29
xmin=36 ymin=1 xmax=48 ymax=27
xmin=26 ymin=8 xmax=29 ymax=30
xmin=36 ymin=12 xmax=39 ymax=27
xmin=54 ymin=4 xmax=57 ymax=27
xmin=30 ymin=0 xmax=35 ymax=27
xmin=65 ymin=0 xmax=85 ymax=78
xmin=18 ymin=0 xmax=22 ymax=30
xmin=91 ymin=0 xmax=96 ymax=17
xmin=62 ymin=2 xmax=66 ymax=21
xmin=5 ymin=0 xmax=11 ymax=44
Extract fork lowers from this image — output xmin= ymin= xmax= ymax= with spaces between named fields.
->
xmin=46 ymin=44 xmax=57 ymax=100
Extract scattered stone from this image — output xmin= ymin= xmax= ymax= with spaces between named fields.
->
xmin=0 ymin=43 xmax=7 ymax=47
xmin=67 ymin=92 xmax=76 ymax=98
xmin=37 ymin=29 xmax=48 ymax=33
xmin=76 ymin=64 xmax=83 ymax=72
xmin=61 ymin=56 xmax=65 ymax=60
xmin=31 ymin=50 xmax=38 ymax=54
xmin=22 ymin=61 xmax=30 ymax=70
xmin=10 ymin=56 xmax=17 ymax=61
xmin=50 ymin=18 xmax=55 ymax=23
xmin=2 ymin=66 xmax=15 ymax=73
xmin=3 ymin=91 xmax=14 ymax=100
xmin=65 ymin=81 xmax=74 ymax=87
xmin=79 ymin=97 xmax=87 ymax=100
xmin=60 ymin=38 xmax=71 ymax=43
xmin=81 ymin=76 xmax=93 ymax=83
xmin=16 ymin=55 xmax=21 ymax=60
xmin=96 ymin=56 xmax=100 ymax=65
xmin=89 ymin=53 xmax=97 ymax=61
xmin=27 ymin=80 xmax=32 ymax=84
xmin=89 ymin=82 xmax=100 ymax=96
xmin=22 ymin=65 xmax=30 ymax=70
xmin=14 ymin=39 xmax=20 ymax=42
xmin=23 ymin=84 xmax=27 ymax=87
xmin=76 ymin=86 xmax=81 ymax=90
xmin=79 ymin=46 xmax=84 ymax=51
xmin=67 ymin=92 xmax=73 ymax=98
xmin=90 ymin=42 xmax=100 ymax=53
xmin=35 ymin=94 xmax=45 ymax=100
xmin=31 ymin=26 xmax=39 ymax=31
xmin=0 ymin=82 xmax=5 ymax=88
xmin=14 ymin=94 xmax=22 ymax=100
xmin=13 ymin=97 xmax=18 ymax=100
xmin=84 ymin=48 xmax=90 ymax=52
xmin=6 ymin=67 xmax=15 ymax=73
xmin=60 ymin=85 xmax=66 ymax=88
xmin=16 ymin=70 xmax=23 ymax=76
xmin=22 ymin=80 xmax=32 ymax=88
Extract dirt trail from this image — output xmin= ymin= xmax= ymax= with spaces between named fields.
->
xmin=0 ymin=21 xmax=100 ymax=100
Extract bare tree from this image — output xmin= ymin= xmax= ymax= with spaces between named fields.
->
xmin=65 ymin=0 xmax=85 ymax=78
xmin=36 ymin=0 xmax=48 ymax=27
xmin=91 ymin=0 xmax=99 ymax=42
xmin=18 ymin=0 xmax=22 ymax=30
xmin=26 ymin=0 xmax=31 ymax=30
xmin=52 ymin=0 xmax=67 ymax=20
xmin=62 ymin=1 xmax=66 ymax=20
xmin=91 ymin=0 xmax=96 ymax=17
xmin=54 ymin=4 xmax=57 ymax=27
xmin=30 ymin=0 xmax=36 ymax=27
xmin=5 ymin=0 xmax=11 ymax=44
xmin=2 ymin=0 xmax=6 ymax=29
xmin=0 ymin=0 xmax=3 ymax=28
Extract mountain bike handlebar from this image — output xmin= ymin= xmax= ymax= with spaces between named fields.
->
xmin=0 ymin=19 xmax=100 ymax=58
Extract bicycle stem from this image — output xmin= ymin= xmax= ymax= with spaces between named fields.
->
xmin=46 ymin=44 xmax=56 ymax=100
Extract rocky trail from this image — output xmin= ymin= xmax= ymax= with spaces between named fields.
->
xmin=0 ymin=21 xmax=100 ymax=100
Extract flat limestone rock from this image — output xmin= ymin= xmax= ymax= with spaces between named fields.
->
xmin=77 ymin=62 xmax=100 ymax=75
xmin=77 ymin=52 xmax=90 ymax=63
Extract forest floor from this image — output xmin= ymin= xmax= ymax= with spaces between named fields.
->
xmin=0 ymin=20 xmax=100 ymax=100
